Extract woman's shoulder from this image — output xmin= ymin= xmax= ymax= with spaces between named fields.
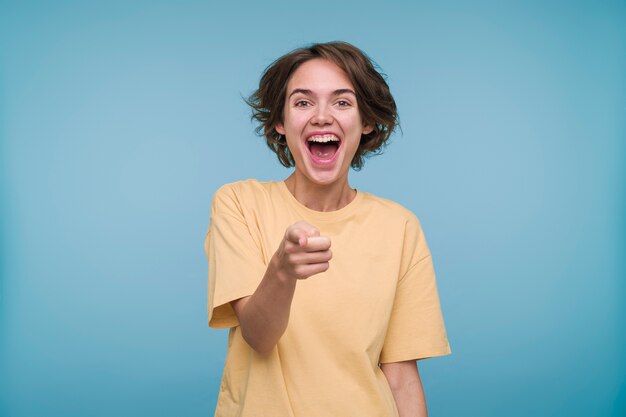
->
xmin=211 ymin=179 xmax=280 ymax=212
xmin=360 ymin=191 xmax=421 ymax=224
xmin=214 ymin=178 xmax=276 ymax=198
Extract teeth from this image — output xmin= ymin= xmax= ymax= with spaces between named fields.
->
xmin=307 ymin=134 xmax=339 ymax=143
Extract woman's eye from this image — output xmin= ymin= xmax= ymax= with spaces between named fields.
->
xmin=336 ymin=100 xmax=351 ymax=107
xmin=295 ymin=100 xmax=310 ymax=107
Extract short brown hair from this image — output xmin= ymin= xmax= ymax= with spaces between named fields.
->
xmin=247 ymin=41 xmax=398 ymax=170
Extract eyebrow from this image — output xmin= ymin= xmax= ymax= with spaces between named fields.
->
xmin=288 ymin=88 xmax=356 ymax=99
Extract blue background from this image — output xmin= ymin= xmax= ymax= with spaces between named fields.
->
xmin=1 ymin=1 xmax=624 ymax=416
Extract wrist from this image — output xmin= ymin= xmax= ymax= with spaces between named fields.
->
xmin=269 ymin=254 xmax=297 ymax=285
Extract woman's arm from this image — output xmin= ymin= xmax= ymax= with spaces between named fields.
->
xmin=381 ymin=360 xmax=428 ymax=417
xmin=231 ymin=221 xmax=331 ymax=355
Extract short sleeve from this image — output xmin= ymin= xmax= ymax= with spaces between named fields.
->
xmin=205 ymin=184 xmax=267 ymax=329
xmin=379 ymin=216 xmax=451 ymax=363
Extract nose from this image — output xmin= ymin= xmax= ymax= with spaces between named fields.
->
xmin=311 ymin=103 xmax=333 ymax=126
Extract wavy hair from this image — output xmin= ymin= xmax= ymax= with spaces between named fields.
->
xmin=246 ymin=41 xmax=398 ymax=170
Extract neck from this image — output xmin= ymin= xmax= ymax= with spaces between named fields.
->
xmin=284 ymin=171 xmax=356 ymax=212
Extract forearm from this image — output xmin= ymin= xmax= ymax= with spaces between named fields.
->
xmin=233 ymin=254 xmax=297 ymax=355
xmin=381 ymin=361 xmax=428 ymax=417
xmin=231 ymin=221 xmax=331 ymax=356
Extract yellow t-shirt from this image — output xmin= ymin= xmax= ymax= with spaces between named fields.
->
xmin=205 ymin=179 xmax=451 ymax=417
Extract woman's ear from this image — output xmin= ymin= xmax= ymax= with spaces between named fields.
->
xmin=275 ymin=123 xmax=285 ymax=135
xmin=362 ymin=124 xmax=374 ymax=135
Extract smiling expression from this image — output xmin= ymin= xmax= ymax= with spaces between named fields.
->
xmin=275 ymin=59 xmax=373 ymax=186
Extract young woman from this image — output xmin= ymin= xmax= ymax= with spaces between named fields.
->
xmin=205 ymin=41 xmax=450 ymax=417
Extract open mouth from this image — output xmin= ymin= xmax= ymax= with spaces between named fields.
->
xmin=306 ymin=134 xmax=341 ymax=162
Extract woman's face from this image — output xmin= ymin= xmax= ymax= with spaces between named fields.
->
xmin=276 ymin=59 xmax=373 ymax=187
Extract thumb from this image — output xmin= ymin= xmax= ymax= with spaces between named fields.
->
xmin=300 ymin=227 xmax=320 ymax=247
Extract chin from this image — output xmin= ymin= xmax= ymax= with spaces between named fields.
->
xmin=304 ymin=167 xmax=345 ymax=186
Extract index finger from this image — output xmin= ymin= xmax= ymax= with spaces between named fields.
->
xmin=286 ymin=227 xmax=308 ymax=247
xmin=303 ymin=236 xmax=331 ymax=252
